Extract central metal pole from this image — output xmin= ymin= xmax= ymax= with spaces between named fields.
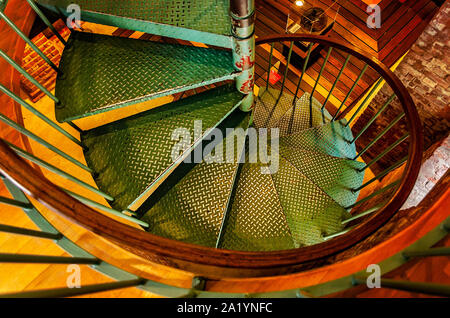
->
xmin=231 ymin=0 xmax=255 ymax=112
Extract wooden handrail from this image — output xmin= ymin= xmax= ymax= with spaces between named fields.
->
xmin=0 ymin=32 xmax=423 ymax=274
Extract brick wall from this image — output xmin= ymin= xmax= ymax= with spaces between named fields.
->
xmin=353 ymin=1 xmax=449 ymax=174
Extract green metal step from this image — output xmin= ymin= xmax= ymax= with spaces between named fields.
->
xmin=219 ymin=162 xmax=296 ymax=252
xmin=279 ymin=146 xmax=365 ymax=208
xmin=139 ymin=114 xmax=250 ymax=247
xmin=253 ymin=89 xmax=331 ymax=135
xmin=81 ymin=84 xmax=243 ymax=211
xmin=55 ymin=31 xmax=237 ymax=122
xmin=279 ymin=120 xmax=357 ymax=159
xmin=37 ymin=0 xmax=233 ymax=47
xmin=269 ymin=155 xmax=350 ymax=247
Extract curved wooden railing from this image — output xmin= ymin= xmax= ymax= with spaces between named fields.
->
xmin=1 ymin=0 xmax=445 ymax=298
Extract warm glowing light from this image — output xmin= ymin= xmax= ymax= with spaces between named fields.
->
xmin=295 ymin=1 xmax=304 ymax=6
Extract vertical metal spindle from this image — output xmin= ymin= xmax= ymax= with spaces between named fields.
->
xmin=354 ymin=112 xmax=405 ymax=160
xmin=0 ymin=224 xmax=62 ymax=240
xmin=265 ymin=42 xmax=275 ymax=92
xmin=322 ymin=54 xmax=351 ymax=113
xmin=351 ymin=94 xmax=396 ymax=143
xmin=0 ymin=11 xmax=60 ymax=73
xmin=0 ymin=196 xmax=33 ymax=209
xmin=0 ymin=113 xmax=92 ymax=173
xmin=345 ymin=179 xmax=400 ymax=210
xmin=353 ymin=156 xmax=408 ymax=192
xmin=333 ymin=64 xmax=368 ymax=120
xmin=342 ymin=203 xmax=385 ymax=224
xmin=310 ymin=46 xmax=332 ymax=127
xmin=0 ymin=48 xmax=59 ymax=103
xmin=0 ymin=84 xmax=82 ymax=147
xmin=278 ymin=41 xmax=294 ymax=99
xmin=345 ymin=78 xmax=384 ymax=127
xmin=360 ymin=134 xmax=410 ymax=171
xmin=25 ymin=0 xmax=68 ymax=45
xmin=293 ymin=43 xmax=313 ymax=104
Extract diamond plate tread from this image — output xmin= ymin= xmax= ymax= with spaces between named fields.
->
xmin=37 ymin=0 xmax=231 ymax=36
xmin=139 ymin=114 xmax=250 ymax=247
xmin=81 ymin=84 xmax=243 ymax=211
xmin=253 ymin=87 xmax=296 ymax=130
xmin=279 ymin=146 xmax=365 ymax=208
xmin=268 ymin=155 xmax=350 ymax=247
xmin=55 ymin=31 xmax=237 ymax=122
xmin=220 ymin=162 xmax=296 ymax=252
xmin=279 ymin=120 xmax=357 ymax=159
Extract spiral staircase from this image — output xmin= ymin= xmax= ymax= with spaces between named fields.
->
xmin=0 ymin=0 xmax=448 ymax=297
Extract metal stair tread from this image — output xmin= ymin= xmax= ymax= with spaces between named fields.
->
xmin=55 ymin=31 xmax=237 ymax=122
xmin=81 ymin=84 xmax=243 ymax=211
xmin=219 ymin=162 xmax=296 ymax=252
xmin=268 ymin=155 xmax=350 ymax=247
xmin=279 ymin=145 xmax=365 ymax=209
xmin=37 ymin=0 xmax=232 ymax=46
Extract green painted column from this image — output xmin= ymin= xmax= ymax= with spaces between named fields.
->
xmin=231 ymin=0 xmax=255 ymax=111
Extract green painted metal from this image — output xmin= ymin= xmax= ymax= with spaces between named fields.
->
xmin=403 ymin=247 xmax=450 ymax=259
xmin=354 ymin=113 xmax=405 ymax=160
xmin=0 ymin=224 xmax=62 ymax=240
xmin=278 ymin=41 xmax=294 ymax=102
xmin=0 ymin=279 xmax=144 ymax=298
xmin=293 ymin=43 xmax=313 ymax=105
xmin=280 ymin=120 xmax=357 ymax=159
xmin=268 ymin=155 xmax=350 ymax=247
xmin=345 ymin=179 xmax=400 ymax=210
xmin=82 ymin=84 xmax=243 ymax=211
xmin=279 ymin=146 xmax=365 ymax=208
xmin=0 ymin=112 xmax=92 ymax=172
xmin=265 ymin=42 xmax=275 ymax=92
xmin=345 ymin=78 xmax=384 ymax=127
xmin=0 ymin=196 xmax=32 ymax=209
xmin=140 ymin=114 xmax=250 ymax=247
xmin=26 ymin=0 xmax=67 ymax=45
xmin=55 ymin=31 xmax=237 ymax=122
xmin=0 ymin=0 xmax=7 ymax=12
xmin=0 ymin=253 xmax=99 ymax=264
xmin=219 ymin=161 xmax=296 ymax=251
xmin=0 ymin=48 xmax=59 ymax=103
xmin=322 ymin=54 xmax=351 ymax=113
xmin=3 ymin=139 xmax=113 ymax=201
xmin=254 ymin=89 xmax=325 ymax=134
xmin=351 ymin=94 xmax=397 ymax=143
xmin=360 ymin=133 xmax=409 ymax=171
xmin=0 ymin=83 xmax=82 ymax=147
xmin=333 ymin=64 xmax=368 ymax=121
xmin=353 ymin=156 xmax=408 ymax=192
xmin=63 ymin=188 xmax=149 ymax=227
xmin=0 ymin=11 xmax=60 ymax=72
xmin=310 ymin=47 xmax=332 ymax=127
xmin=352 ymin=277 xmax=450 ymax=297
xmin=341 ymin=203 xmax=384 ymax=225
xmin=37 ymin=0 xmax=233 ymax=47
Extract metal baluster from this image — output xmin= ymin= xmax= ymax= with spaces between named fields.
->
xmin=293 ymin=43 xmax=313 ymax=104
xmin=0 ymin=224 xmax=62 ymax=240
xmin=352 ymin=156 xmax=408 ymax=192
xmin=345 ymin=78 xmax=384 ymax=127
xmin=25 ymin=0 xmax=68 ymax=45
xmin=0 ymin=84 xmax=82 ymax=147
xmin=0 ymin=196 xmax=32 ymax=209
xmin=342 ymin=203 xmax=385 ymax=225
xmin=350 ymin=94 xmax=396 ymax=143
xmin=265 ymin=42 xmax=275 ymax=93
xmin=310 ymin=47 xmax=332 ymax=127
xmin=345 ymin=180 xmax=400 ymax=210
xmin=359 ymin=134 xmax=409 ymax=171
xmin=0 ymin=48 xmax=59 ymax=103
xmin=354 ymin=113 xmax=405 ymax=160
xmin=322 ymin=54 xmax=351 ymax=117
xmin=63 ymin=188 xmax=149 ymax=227
xmin=0 ymin=253 xmax=100 ymax=264
xmin=0 ymin=11 xmax=60 ymax=73
xmin=0 ymin=113 xmax=92 ymax=173
xmin=278 ymin=41 xmax=294 ymax=99
xmin=67 ymin=121 xmax=83 ymax=133
xmin=352 ymin=277 xmax=450 ymax=297
xmin=0 ymin=279 xmax=145 ymax=298
xmin=3 ymin=139 xmax=113 ymax=201
xmin=403 ymin=247 xmax=450 ymax=259
xmin=322 ymin=226 xmax=356 ymax=240
xmin=333 ymin=64 xmax=368 ymax=120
